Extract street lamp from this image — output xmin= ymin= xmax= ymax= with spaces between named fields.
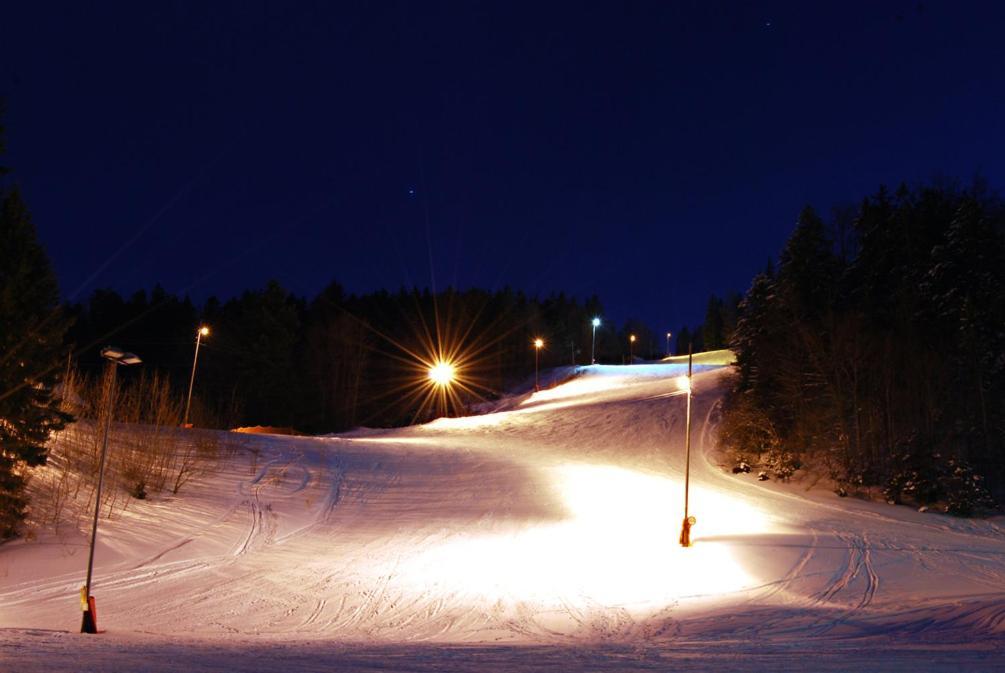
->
xmin=533 ymin=338 xmax=544 ymax=391
xmin=81 ymin=346 xmax=141 ymax=634
xmin=428 ymin=359 xmax=456 ymax=418
xmin=428 ymin=360 xmax=456 ymax=386
xmin=666 ymin=332 xmax=672 ymax=357
xmin=591 ymin=317 xmax=601 ymax=365
xmin=629 ymin=334 xmax=636 ymax=364
xmin=183 ymin=326 xmax=210 ymax=427
xmin=678 ymin=344 xmax=696 ymax=547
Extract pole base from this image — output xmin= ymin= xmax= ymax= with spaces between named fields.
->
xmin=679 ymin=515 xmax=696 ymax=547
xmin=81 ymin=596 xmax=98 ymax=633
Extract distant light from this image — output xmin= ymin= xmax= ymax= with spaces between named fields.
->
xmin=199 ymin=326 xmax=210 ymax=336
xmin=667 ymin=332 xmax=672 ymax=338
xmin=534 ymin=338 xmax=544 ymax=349
xmin=428 ymin=361 xmax=456 ymax=386
xmin=630 ymin=334 xmax=636 ymax=343
xmin=592 ymin=317 xmax=601 ymax=327
xmin=676 ymin=375 xmax=691 ymax=393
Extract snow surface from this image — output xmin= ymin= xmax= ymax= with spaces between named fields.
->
xmin=3 ymin=363 xmax=1004 ymax=671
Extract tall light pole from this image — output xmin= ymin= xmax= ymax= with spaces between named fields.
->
xmin=679 ymin=344 xmax=696 ymax=547
xmin=591 ymin=317 xmax=601 ymax=365
xmin=82 ymin=346 xmax=141 ymax=634
xmin=533 ymin=338 xmax=544 ymax=391
xmin=629 ymin=334 xmax=636 ymax=364
xmin=666 ymin=332 xmax=672 ymax=357
xmin=183 ymin=326 xmax=210 ymax=427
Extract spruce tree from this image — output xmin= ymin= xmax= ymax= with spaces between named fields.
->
xmin=0 ymin=186 xmax=72 ymax=538
xmin=922 ymin=198 xmax=1005 ymax=473
xmin=702 ymin=295 xmax=725 ymax=350
xmin=776 ymin=206 xmax=839 ymax=321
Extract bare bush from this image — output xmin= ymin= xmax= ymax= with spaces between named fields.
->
xmin=32 ymin=365 xmax=225 ymax=533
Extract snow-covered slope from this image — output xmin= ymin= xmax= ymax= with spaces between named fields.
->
xmin=2 ymin=364 xmax=1004 ymax=671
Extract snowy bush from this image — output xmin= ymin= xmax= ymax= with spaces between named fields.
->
xmin=943 ymin=459 xmax=996 ymax=516
xmin=883 ymin=447 xmax=996 ymax=515
xmin=764 ymin=448 xmax=801 ymax=481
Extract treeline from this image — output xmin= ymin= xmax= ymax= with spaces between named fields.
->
xmin=673 ymin=293 xmax=741 ymax=355
xmin=720 ymin=181 xmax=1004 ymax=515
xmin=68 ymin=283 xmax=670 ymax=432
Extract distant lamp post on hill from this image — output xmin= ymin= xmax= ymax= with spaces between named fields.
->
xmin=591 ymin=317 xmax=601 ymax=365
xmin=81 ymin=346 xmax=141 ymax=634
xmin=678 ymin=344 xmax=696 ymax=547
xmin=183 ymin=325 xmax=210 ymax=427
xmin=666 ymin=332 xmax=672 ymax=357
xmin=533 ymin=338 xmax=544 ymax=391
xmin=629 ymin=334 xmax=636 ymax=364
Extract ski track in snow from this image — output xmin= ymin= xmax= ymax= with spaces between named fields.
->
xmin=2 ymin=364 xmax=1004 ymax=671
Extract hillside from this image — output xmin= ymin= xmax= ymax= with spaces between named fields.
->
xmin=2 ymin=362 xmax=1004 ymax=671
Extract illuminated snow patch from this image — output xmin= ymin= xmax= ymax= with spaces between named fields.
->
xmin=394 ymin=464 xmax=775 ymax=609
xmin=525 ymin=375 xmax=632 ymax=404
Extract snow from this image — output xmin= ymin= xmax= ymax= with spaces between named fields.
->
xmin=2 ymin=363 xmax=1004 ymax=671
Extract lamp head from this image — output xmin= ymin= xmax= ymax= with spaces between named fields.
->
xmin=428 ymin=361 xmax=456 ymax=386
xmin=101 ymin=346 xmax=142 ymax=366
xmin=592 ymin=317 xmax=601 ymax=328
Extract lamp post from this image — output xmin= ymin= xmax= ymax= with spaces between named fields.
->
xmin=591 ymin=317 xmax=601 ymax=364
xmin=629 ymin=334 xmax=636 ymax=364
xmin=533 ymin=338 xmax=544 ymax=391
xmin=82 ymin=346 xmax=141 ymax=634
xmin=666 ymin=332 xmax=672 ymax=357
xmin=183 ymin=326 xmax=210 ymax=427
xmin=678 ymin=344 xmax=696 ymax=547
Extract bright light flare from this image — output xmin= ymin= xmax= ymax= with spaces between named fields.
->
xmin=428 ymin=361 xmax=456 ymax=386
xmin=392 ymin=464 xmax=775 ymax=610
xmin=198 ymin=326 xmax=210 ymax=336
xmin=676 ymin=375 xmax=691 ymax=393
xmin=592 ymin=317 xmax=601 ymax=327
xmin=533 ymin=338 xmax=544 ymax=349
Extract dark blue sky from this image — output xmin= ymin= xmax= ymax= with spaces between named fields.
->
xmin=2 ymin=1 xmax=1003 ymax=335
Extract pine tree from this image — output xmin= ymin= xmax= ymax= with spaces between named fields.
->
xmin=675 ymin=326 xmax=691 ymax=355
xmin=0 ymin=186 xmax=73 ymax=538
xmin=776 ymin=206 xmax=839 ymax=321
xmin=702 ymin=295 xmax=725 ymax=350
xmin=922 ymin=198 xmax=1005 ymax=473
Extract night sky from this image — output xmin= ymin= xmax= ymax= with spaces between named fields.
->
xmin=2 ymin=1 xmax=1004 ymax=335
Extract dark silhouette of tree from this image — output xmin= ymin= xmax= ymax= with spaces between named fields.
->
xmin=721 ymin=182 xmax=1003 ymax=514
xmin=0 ymin=186 xmax=72 ymax=537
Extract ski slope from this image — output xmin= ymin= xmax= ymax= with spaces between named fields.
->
xmin=2 ymin=363 xmax=1004 ymax=671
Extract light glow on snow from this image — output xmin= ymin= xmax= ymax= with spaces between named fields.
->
xmin=522 ymin=375 xmax=630 ymax=404
xmin=394 ymin=464 xmax=775 ymax=610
